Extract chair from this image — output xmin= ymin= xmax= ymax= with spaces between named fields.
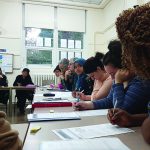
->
xmin=0 ymin=103 xmax=7 ymax=113
xmin=0 ymin=91 xmax=9 ymax=113
xmin=14 ymin=94 xmax=33 ymax=114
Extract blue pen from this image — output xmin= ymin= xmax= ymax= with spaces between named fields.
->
xmin=113 ymin=99 xmax=118 ymax=115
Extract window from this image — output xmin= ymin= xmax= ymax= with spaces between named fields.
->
xmin=58 ymin=31 xmax=84 ymax=49
xmin=58 ymin=31 xmax=84 ymax=60
xmin=25 ymin=27 xmax=53 ymax=64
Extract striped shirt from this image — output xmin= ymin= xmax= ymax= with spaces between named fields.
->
xmin=93 ymin=77 xmax=150 ymax=114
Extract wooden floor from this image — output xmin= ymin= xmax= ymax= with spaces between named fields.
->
xmin=0 ymin=104 xmax=29 ymax=124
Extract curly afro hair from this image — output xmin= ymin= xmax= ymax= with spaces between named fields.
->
xmin=116 ymin=3 xmax=150 ymax=79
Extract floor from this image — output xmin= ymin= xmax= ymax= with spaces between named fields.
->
xmin=0 ymin=104 xmax=30 ymax=124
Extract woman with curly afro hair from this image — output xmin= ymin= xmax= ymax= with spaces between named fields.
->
xmin=107 ymin=3 xmax=150 ymax=144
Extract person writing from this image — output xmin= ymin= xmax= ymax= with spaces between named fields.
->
xmin=107 ymin=3 xmax=150 ymax=144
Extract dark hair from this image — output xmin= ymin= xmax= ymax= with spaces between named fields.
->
xmin=53 ymin=65 xmax=61 ymax=72
xmin=103 ymin=40 xmax=122 ymax=68
xmin=22 ymin=68 xmax=30 ymax=73
xmin=83 ymin=52 xmax=104 ymax=74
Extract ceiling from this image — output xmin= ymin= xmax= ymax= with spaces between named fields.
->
xmin=64 ymin=0 xmax=104 ymax=5
xmin=22 ymin=0 xmax=111 ymax=9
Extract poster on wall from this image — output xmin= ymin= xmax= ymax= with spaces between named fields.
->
xmin=61 ymin=39 xmax=67 ymax=48
xmin=75 ymin=40 xmax=81 ymax=49
xmin=0 ymin=54 xmax=13 ymax=73
xmin=45 ymin=38 xmax=51 ymax=47
xmin=68 ymin=40 xmax=74 ymax=49
xmin=36 ymin=37 xmax=43 ymax=47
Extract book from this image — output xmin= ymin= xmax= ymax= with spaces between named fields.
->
xmin=27 ymin=112 xmax=80 ymax=122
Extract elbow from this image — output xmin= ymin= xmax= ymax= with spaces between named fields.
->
xmin=141 ymin=117 xmax=150 ymax=144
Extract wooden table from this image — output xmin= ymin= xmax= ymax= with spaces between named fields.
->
xmin=23 ymin=107 xmax=150 ymax=150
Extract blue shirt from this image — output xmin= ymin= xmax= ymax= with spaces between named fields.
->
xmin=148 ymin=101 xmax=150 ymax=116
xmin=93 ymin=77 xmax=150 ymax=114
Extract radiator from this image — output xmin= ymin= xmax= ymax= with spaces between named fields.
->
xmin=31 ymin=74 xmax=56 ymax=86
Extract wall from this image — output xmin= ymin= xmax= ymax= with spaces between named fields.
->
xmin=0 ymin=0 xmax=103 ymax=86
xmin=99 ymin=0 xmax=147 ymax=53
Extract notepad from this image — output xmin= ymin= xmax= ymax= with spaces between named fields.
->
xmin=27 ymin=112 xmax=80 ymax=122
xmin=76 ymin=109 xmax=108 ymax=117
xmin=53 ymin=123 xmax=134 ymax=140
xmin=40 ymin=137 xmax=131 ymax=150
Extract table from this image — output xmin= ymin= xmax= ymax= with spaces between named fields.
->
xmin=23 ymin=107 xmax=150 ymax=150
xmin=0 ymin=86 xmax=35 ymax=116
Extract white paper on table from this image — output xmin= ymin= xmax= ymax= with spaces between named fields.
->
xmin=75 ymin=40 xmax=81 ymax=49
xmin=45 ymin=38 xmax=51 ymax=47
xmin=53 ymin=123 xmax=134 ymax=139
xmin=40 ymin=137 xmax=131 ymax=150
xmin=61 ymin=39 xmax=67 ymax=48
xmin=68 ymin=40 xmax=74 ymax=49
xmin=76 ymin=109 xmax=108 ymax=117
xmin=28 ymin=112 xmax=80 ymax=122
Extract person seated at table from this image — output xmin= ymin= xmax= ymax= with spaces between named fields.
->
xmin=0 ymin=111 xmax=22 ymax=150
xmin=72 ymin=58 xmax=94 ymax=98
xmin=13 ymin=68 xmax=34 ymax=114
xmin=107 ymin=3 xmax=150 ymax=144
xmin=64 ymin=57 xmax=78 ymax=91
xmin=58 ymin=58 xmax=69 ymax=89
xmin=0 ymin=68 xmax=9 ymax=105
xmin=73 ymin=40 xmax=150 ymax=115
xmin=79 ymin=52 xmax=112 ymax=101
xmin=52 ymin=65 xmax=61 ymax=88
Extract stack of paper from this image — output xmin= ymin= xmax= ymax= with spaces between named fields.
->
xmin=40 ymin=137 xmax=131 ymax=150
xmin=53 ymin=123 xmax=134 ymax=140
xmin=27 ymin=112 xmax=80 ymax=122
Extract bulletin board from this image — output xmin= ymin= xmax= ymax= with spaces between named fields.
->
xmin=0 ymin=53 xmax=13 ymax=73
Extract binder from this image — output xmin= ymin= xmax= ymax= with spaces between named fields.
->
xmin=32 ymin=102 xmax=72 ymax=108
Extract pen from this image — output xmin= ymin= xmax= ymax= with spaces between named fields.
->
xmin=113 ymin=99 xmax=118 ymax=115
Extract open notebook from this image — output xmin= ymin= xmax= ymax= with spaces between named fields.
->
xmin=27 ymin=112 xmax=80 ymax=122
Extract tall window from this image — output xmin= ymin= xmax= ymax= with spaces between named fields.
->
xmin=25 ymin=28 xmax=53 ymax=64
xmin=24 ymin=4 xmax=85 ymax=66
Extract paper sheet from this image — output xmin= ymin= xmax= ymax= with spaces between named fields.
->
xmin=27 ymin=112 xmax=80 ymax=122
xmin=40 ymin=137 xmax=130 ymax=150
xmin=53 ymin=123 xmax=134 ymax=139
xmin=76 ymin=109 xmax=108 ymax=117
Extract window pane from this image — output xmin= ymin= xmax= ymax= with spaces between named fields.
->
xmin=58 ymin=31 xmax=83 ymax=49
xmin=27 ymin=49 xmax=52 ymax=64
xmin=25 ymin=28 xmax=53 ymax=47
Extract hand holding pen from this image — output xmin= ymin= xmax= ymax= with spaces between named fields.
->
xmin=76 ymin=90 xmax=84 ymax=102
xmin=107 ymin=108 xmax=132 ymax=127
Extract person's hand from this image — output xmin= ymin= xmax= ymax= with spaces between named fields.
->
xmin=72 ymin=91 xmax=76 ymax=98
xmin=115 ymin=69 xmax=131 ymax=84
xmin=65 ymin=70 xmax=71 ymax=79
xmin=0 ymin=75 xmax=3 ymax=79
xmin=59 ymin=73 xmax=65 ymax=80
xmin=78 ymin=93 xmax=87 ymax=100
xmin=73 ymin=101 xmax=94 ymax=111
xmin=0 ymin=130 xmax=19 ymax=149
xmin=107 ymin=108 xmax=132 ymax=127
xmin=17 ymin=83 xmax=21 ymax=86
